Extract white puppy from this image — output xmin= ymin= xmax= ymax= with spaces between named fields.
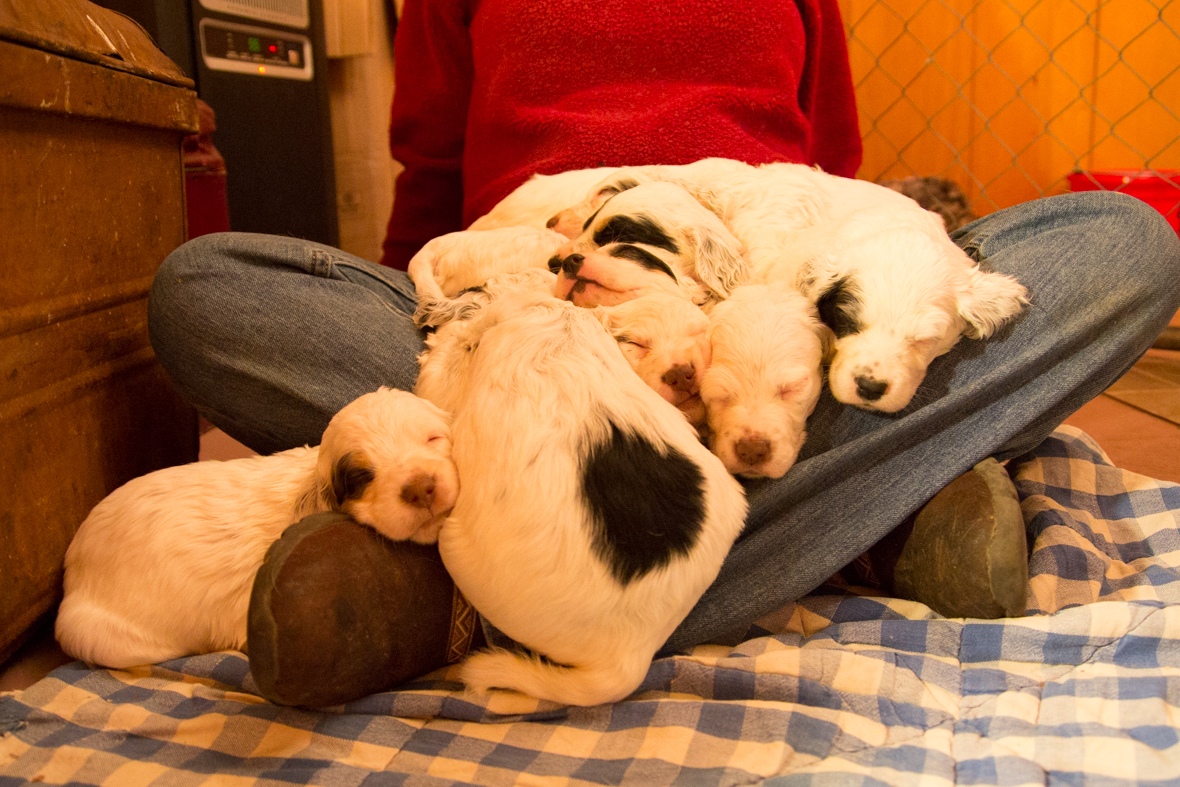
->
xmin=55 ymin=388 xmax=457 ymax=669
xmin=408 ymin=225 xmax=568 ymax=302
xmin=593 ymin=293 xmax=711 ymax=428
xmin=414 ymin=292 xmax=747 ymax=708
xmin=551 ymin=181 xmax=746 ymax=307
xmin=750 ymin=204 xmax=1029 ymax=412
xmin=467 ymin=167 xmax=619 ymax=234
xmin=701 ymin=283 xmax=828 ymax=478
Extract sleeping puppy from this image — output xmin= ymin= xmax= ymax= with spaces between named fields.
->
xmin=751 ymin=205 xmax=1029 ymax=413
xmin=408 ymin=225 xmax=568 ymax=302
xmin=593 ymin=293 xmax=711 ymax=428
xmin=467 ymin=167 xmax=620 ymax=234
xmin=550 ymin=181 xmax=746 ymax=307
xmin=414 ymin=292 xmax=747 ymax=708
xmin=55 ymin=388 xmax=457 ymax=669
xmin=701 ymin=283 xmax=828 ymax=478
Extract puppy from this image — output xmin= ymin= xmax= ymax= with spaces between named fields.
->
xmin=751 ymin=205 xmax=1028 ymax=413
xmin=593 ymin=293 xmax=711 ymax=428
xmin=55 ymin=388 xmax=457 ymax=669
xmin=414 ymin=292 xmax=747 ymax=708
xmin=550 ymin=181 xmax=746 ymax=307
xmin=467 ymin=167 xmax=620 ymax=234
xmin=700 ymin=283 xmax=828 ymax=478
xmin=408 ymin=225 xmax=568 ymax=302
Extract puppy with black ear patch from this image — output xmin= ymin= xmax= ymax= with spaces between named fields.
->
xmin=55 ymin=387 xmax=457 ymax=669
xmin=414 ymin=292 xmax=747 ymax=709
xmin=550 ymin=181 xmax=746 ymax=307
xmin=752 ymin=205 xmax=1029 ymax=413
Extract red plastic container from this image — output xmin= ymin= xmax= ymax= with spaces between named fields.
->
xmin=1067 ymin=169 xmax=1180 ymax=235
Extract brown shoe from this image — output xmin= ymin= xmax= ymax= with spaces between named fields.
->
xmin=855 ymin=458 xmax=1029 ymax=618
xmin=248 ymin=511 xmax=483 ymax=707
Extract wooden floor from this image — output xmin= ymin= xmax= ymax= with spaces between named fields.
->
xmin=4 ymin=349 xmax=1179 ymax=693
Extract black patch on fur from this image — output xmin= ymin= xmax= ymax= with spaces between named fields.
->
xmin=593 ymin=215 xmax=679 ymax=254
xmin=547 ymin=255 xmax=564 ymax=273
xmin=815 ymin=277 xmax=861 ymax=339
xmin=331 ymin=452 xmax=374 ymax=507
xmin=581 ymin=423 xmax=705 ymax=586
xmin=608 ymin=245 xmax=676 ymax=279
xmin=581 ymin=206 xmax=604 ymax=232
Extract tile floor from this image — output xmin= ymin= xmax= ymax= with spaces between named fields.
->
xmin=4 ymin=347 xmax=1179 ymax=692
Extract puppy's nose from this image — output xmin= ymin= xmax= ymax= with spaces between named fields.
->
xmin=734 ymin=437 xmax=771 ymax=467
xmin=400 ymin=474 xmax=436 ymax=509
xmin=545 ymin=214 xmax=559 ymax=229
xmin=560 ymin=254 xmax=584 ymax=277
xmin=547 ymin=255 xmax=563 ymax=273
xmin=855 ymin=375 xmax=888 ymax=402
xmin=661 ymin=364 xmax=696 ymax=393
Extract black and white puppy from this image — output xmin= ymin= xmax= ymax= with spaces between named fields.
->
xmin=56 ymin=388 xmax=457 ymax=668
xmin=414 ymin=292 xmax=747 ymax=708
xmin=549 ymin=181 xmax=746 ymax=308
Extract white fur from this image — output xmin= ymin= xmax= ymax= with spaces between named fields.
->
xmin=593 ymin=293 xmax=711 ymax=428
xmin=701 ymin=283 xmax=828 ymax=478
xmin=414 ymin=293 xmax=747 ymax=708
xmin=468 ymin=167 xmax=620 ymax=235
xmin=414 ymin=267 xmax=560 ymax=331
xmin=55 ymin=388 xmax=457 ymax=669
xmin=408 ymin=226 xmax=568 ymax=302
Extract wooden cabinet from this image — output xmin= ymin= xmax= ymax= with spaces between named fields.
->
xmin=1 ymin=0 xmax=201 ymax=662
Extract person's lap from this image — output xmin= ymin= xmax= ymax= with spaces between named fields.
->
xmin=148 ymin=191 xmax=1180 ymax=649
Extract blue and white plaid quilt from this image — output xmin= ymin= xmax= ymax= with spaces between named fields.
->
xmin=3 ymin=427 xmax=1179 ymax=785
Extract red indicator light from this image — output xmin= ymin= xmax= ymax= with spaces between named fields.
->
xmin=270 ymin=45 xmax=277 ymax=52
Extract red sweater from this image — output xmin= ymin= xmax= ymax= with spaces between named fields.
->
xmin=382 ymin=0 xmax=863 ymax=269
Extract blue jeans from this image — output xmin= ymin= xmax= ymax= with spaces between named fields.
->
xmin=149 ymin=192 xmax=1180 ymax=650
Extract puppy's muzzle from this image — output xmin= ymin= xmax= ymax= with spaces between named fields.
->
xmin=400 ymin=474 xmax=438 ymax=510
xmin=661 ymin=364 xmax=697 ymax=394
xmin=734 ymin=437 xmax=772 ymax=468
xmin=556 ymin=254 xmax=584 ymax=277
xmin=855 ymin=374 xmax=888 ymax=402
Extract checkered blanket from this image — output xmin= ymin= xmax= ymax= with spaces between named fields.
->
xmin=4 ymin=427 xmax=1179 ymax=786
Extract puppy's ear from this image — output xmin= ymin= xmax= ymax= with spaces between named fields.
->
xmin=684 ymin=225 xmax=747 ymax=299
xmin=328 ymin=451 xmax=375 ymax=510
xmin=958 ymin=267 xmax=1029 ymax=339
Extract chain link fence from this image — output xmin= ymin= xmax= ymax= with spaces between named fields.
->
xmin=840 ymin=0 xmax=1180 ymax=229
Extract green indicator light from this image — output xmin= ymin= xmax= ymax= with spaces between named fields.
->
xmin=248 ymin=37 xmax=261 ymax=52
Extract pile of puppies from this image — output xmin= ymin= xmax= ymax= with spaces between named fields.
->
xmin=55 ymin=158 xmax=1027 ymax=713
xmin=418 ymin=157 xmax=1030 ymax=477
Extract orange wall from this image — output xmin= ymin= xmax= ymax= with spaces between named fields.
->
xmin=839 ymin=0 xmax=1180 ymax=212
